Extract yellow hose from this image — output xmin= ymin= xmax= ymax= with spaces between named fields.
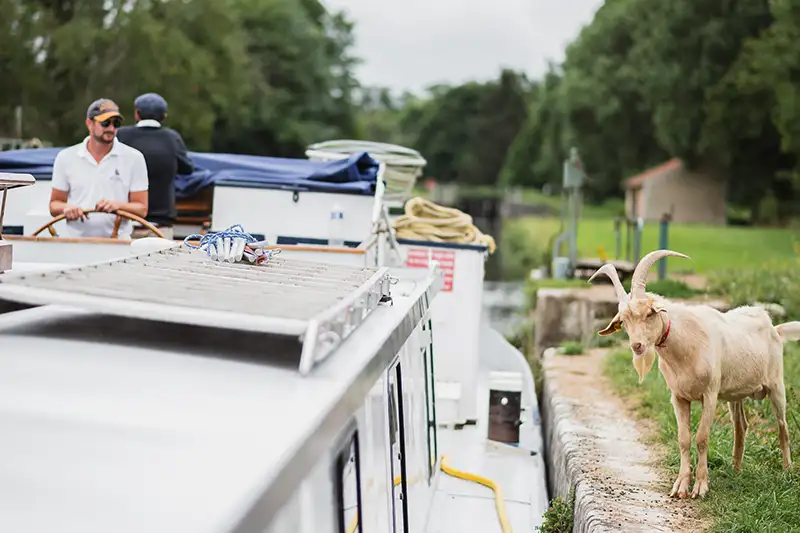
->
xmin=392 ymin=197 xmax=497 ymax=254
xmin=344 ymin=455 xmax=512 ymax=533
xmin=440 ymin=455 xmax=513 ymax=533
xmin=345 ymin=510 xmax=358 ymax=533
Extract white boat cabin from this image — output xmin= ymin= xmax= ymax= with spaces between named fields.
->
xmin=0 ymin=245 xmax=548 ymax=533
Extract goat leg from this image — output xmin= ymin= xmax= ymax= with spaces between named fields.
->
xmin=729 ymin=401 xmax=748 ymax=471
xmin=692 ymin=393 xmax=717 ymax=498
xmin=669 ymin=393 xmax=692 ymax=498
xmin=768 ymin=382 xmax=793 ymax=469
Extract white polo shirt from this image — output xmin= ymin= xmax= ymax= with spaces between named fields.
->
xmin=51 ymin=136 xmax=149 ymax=238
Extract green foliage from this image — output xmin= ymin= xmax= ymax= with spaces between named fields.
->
xmin=496 ymin=0 xmax=800 ymax=219
xmin=590 ymin=333 xmax=618 ymax=349
xmin=500 ymin=219 xmax=553 ymax=281
xmin=8 ymin=0 xmax=800 ymax=226
xmin=560 ymin=341 xmax=584 ymax=356
xmin=501 ymin=69 xmax=568 ymax=191
xmin=536 ymin=489 xmax=575 ymax=533
xmin=756 ymin=191 xmax=781 ymax=226
xmin=409 ymin=70 xmax=531 ymax=186
xmin=707 ymin=260 xmax=800 ymax=321
xmin=604 ymin=346 xmax=800 ymax=532
xmin=0 ymin=0 xmax=360 ymax=155
xmin=621 ymin=278 xmax=702 ymax=299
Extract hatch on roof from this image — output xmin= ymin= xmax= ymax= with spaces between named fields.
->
xmin=0 ymin=246 xmax=392 ymax=374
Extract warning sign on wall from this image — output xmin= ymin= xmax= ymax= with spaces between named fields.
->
xmin=405 ymin=247 xmax=456 ymax=292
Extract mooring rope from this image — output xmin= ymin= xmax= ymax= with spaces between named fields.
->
xmin=391 ymin=197 xmax=497 ymax=253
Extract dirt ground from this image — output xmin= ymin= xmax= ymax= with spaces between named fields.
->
xmin=545 ymin=347 xmax=711 ymax=533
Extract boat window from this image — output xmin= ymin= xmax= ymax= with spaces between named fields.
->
xmin=388 ymin=362 xmax=409 ymax=533
xmin=388 ymin=381 xmax=398 ymax=448
xmin=335 ymin=430 xmax=362 ymax=533
xmin=422 ymin=320 xmax=438 ymax=480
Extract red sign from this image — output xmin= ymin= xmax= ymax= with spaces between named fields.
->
xmin=405 ymin=247 xmax=456 ymax=292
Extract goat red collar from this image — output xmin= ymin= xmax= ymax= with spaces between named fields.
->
xmin=656 ymin=319 xmax=671 ymax=348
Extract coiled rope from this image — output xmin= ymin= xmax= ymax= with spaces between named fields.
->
xmin=391 ymin=197 xmax=497 ymax=253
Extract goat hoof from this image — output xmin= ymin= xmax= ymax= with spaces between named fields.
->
xmin=669 ymin=475 xmax=691 ymax=499
xmin=691 ymin=480 xmax=709 ymax=499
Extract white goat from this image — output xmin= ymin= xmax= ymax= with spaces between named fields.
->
xmin=589 ymin=250 xmax=800 ymax=499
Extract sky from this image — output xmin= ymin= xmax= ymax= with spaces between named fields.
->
xmin=321 ymin=0 xmax=604 ymax=94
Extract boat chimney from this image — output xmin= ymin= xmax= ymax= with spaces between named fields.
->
xmin=0 ymin=172 xmax=36 ymax=273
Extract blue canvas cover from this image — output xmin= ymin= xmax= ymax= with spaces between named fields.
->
xmin=0 ymin=147 xmax=380 ymax=199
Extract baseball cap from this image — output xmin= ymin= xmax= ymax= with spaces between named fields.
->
xmin=86 ymin=98 xmax=123 ymax=122
xmin=134 ymin=93 xmax=168 ymax=118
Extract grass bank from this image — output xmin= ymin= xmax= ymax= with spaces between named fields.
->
xmin=602 ymin=260 xmax=800 ymax=532
xmin=504 ymin=216 xmax=799 ymax=276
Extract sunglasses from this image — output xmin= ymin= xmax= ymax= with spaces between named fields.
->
xmin=98 ymin=118 xmax=122 ymax=128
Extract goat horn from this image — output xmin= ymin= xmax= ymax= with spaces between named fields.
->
xmin=630 ymin=249 xmax=690 ymax=298
xmin=588 ymin=263 xmax=628 ymax=304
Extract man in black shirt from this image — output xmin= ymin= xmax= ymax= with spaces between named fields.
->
xmin=117 ymin=93 xmax=193 ymax=239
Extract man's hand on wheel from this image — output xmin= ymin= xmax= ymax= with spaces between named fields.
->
xmin=63 ymin=205 xmax=87 ymax=221
xmin=95 ymin=199 xmax=121 ymax=213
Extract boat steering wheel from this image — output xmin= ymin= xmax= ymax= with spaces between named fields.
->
xmin=31 ymin=209 xmax=166 ymax=239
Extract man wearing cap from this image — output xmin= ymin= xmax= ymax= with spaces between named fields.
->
xmin=117 ymin=93 xmax=193 ymax=240
xmin=49 ymin=98 xmax=149 ymax=239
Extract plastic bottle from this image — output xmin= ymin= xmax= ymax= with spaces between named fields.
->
xmin=329 ymin=203 xmax=345 ymax=247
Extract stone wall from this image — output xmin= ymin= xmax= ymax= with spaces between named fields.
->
xmin=533 ymin=288 xmax=618 ymax=357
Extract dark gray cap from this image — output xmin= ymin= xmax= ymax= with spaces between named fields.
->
xmin=134 ymin=93 xmax=168 ymax=119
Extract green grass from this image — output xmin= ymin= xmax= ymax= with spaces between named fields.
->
xmin=708 ymin=261 xmax=800 ymax=321
xmin=506 ymin=216 xmax=799 ymax=274
xmin=603 ymin=345 xmax=800 ymax=532
xmin=626 ymin=278 xmax=703 ymax=298
xmin=536 ymin=489 xmax=575 ymax=533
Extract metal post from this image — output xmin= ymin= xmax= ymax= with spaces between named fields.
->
xmin=633 ymin=218 xmax=642 ymax=263
xmin=0 ymin=187 xmax=7 ymax=240
xmin=568 ymin=187 xmax=578 ymax=269
xmin=625 ymin=219 xmax=631 ymax=262
xmin=562 ymin=147 xmax=585 ymax=276
xmin=658 ymin=213 xmax=671 ymax=280
xmin=614 ymin=218 xmax=621 ymax=260
xmin=575 ymin=189 xmax=580 ymax=269
xmin=14 ymin=106 xmax=22 ymax=139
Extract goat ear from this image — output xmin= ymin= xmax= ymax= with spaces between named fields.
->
xmin=598 ymin=313 xmax=622 ymax=336
xmin=652 ymin=305 xmax=667 ymax=314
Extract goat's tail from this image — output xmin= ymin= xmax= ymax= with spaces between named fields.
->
xmin=775 ymin=322 xmax=800 ymax=342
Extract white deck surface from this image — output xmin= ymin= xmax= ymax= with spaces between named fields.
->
xmin=5 ymin=261 xmax=79 ymax=274
xmin=427 ymin=323 xmax=549 ymax=532
xmin=0 ymin=277 xmax=425 ymax=533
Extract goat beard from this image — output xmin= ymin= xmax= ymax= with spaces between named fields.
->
xmin=632 ymin=346 xmax=657 ymax=384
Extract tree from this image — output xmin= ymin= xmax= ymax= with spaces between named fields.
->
xmin=409 ymin=69 xmax=530 ymax=185
xmin=0 ymin=0 xmax=362 ymax=156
